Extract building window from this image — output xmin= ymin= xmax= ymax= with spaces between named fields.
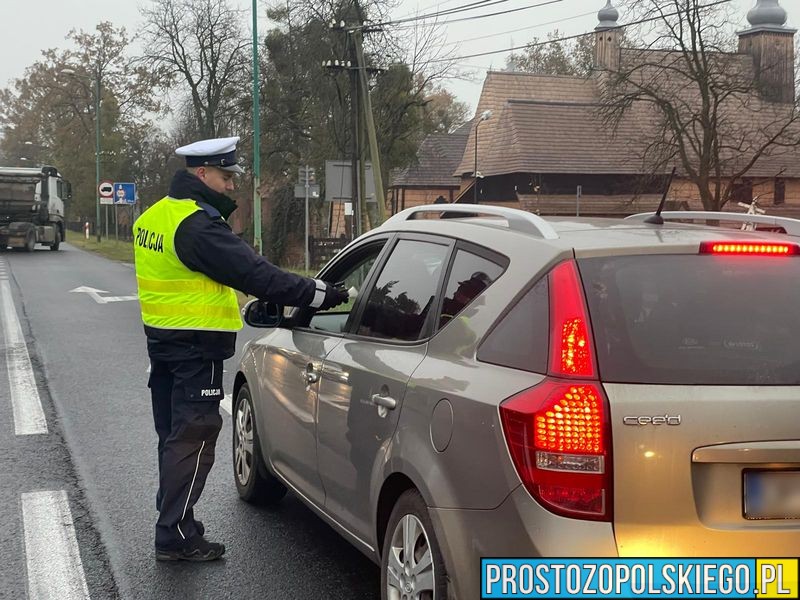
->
xmin=731 ymin=178 xmax=753 ymax=205
xmin=775 ymin=178 xmax=786 ymax=206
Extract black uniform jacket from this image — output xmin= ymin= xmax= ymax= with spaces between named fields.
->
xmin=144 ymin=169 xmax=317 ymax=362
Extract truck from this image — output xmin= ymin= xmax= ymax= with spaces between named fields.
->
xmin=0 ymin=166 xmax=70 ymax=251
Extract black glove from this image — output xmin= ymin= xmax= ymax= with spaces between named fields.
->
xmin=319 ymin=283 xmax=349 ymax=311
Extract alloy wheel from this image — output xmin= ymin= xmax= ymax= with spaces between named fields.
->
xmin=234 ymin=396 xmax=254 ymax=486
xmin=385 ymin=514 xmax=435 ymax=600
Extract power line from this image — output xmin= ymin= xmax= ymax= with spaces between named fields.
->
xmin=441 ymin=9 xmax=596 ymax=47
xmin=362 ymin=0 xmax=509 ymax=29
xmin=427 ymin=0 xmax=732 ymax=64
xmin=393 ymin=0 xmax=489 ymax=20
xmin=409 ymin=0 xmax=511 ymax=21
xmin=388 ymin=0 xmax=565 ymax=31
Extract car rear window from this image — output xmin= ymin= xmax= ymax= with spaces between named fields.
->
xmin=579 ymin=254 xmax=800 ymax=385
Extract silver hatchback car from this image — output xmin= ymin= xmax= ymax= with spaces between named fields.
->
xmin=233 ymin=205 xmax=800 ymax=600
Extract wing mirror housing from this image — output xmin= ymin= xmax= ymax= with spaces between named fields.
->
xmin=242 ymin=300 xmax=284 ymax=328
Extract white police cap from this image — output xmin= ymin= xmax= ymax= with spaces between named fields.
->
xmin=175 ymin=136 xmax=245 ymax=174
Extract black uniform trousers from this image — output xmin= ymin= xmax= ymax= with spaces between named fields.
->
xmin=148 ymin=357 xmax=224 ymax=548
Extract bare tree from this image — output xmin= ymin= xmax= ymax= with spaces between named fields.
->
xmin=508 ymin=30 xmax=596 ymax=76
xmin=0 ymin=22 xmax=163 ymax=220
xmin=600 ymin=0 xmax=800 ymax=211
xmin=140 ymin=0 xmax=250 ymax=138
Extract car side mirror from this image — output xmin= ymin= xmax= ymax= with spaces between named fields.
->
xmin=242 ymin=300 xmax=283 ymax=328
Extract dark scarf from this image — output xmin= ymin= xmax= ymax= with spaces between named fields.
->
xmin=168 ymin=169 xmax=238 ymax=221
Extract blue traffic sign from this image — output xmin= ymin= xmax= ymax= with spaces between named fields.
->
xmin=113 ymin=182 xmax=136 ymax=205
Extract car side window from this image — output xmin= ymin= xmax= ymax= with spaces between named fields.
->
xmin=437 ymin=250 xmax=505 ymax=329
xmin=477 ymin=277 xmax=549 ymax=374
xmin=355 ymin=239 xmax=448 ymax=342
xmin=303 ymin=243 xmax=385 ymax=333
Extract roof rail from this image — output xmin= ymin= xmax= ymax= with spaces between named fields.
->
xmin=382 ymin=204 xmax=560 ymax=240
xmin=625 ymin=211 xmax=800 ymax=237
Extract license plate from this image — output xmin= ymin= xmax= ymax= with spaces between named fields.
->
xmin=744 ymin=470 xmax=800 ymax=520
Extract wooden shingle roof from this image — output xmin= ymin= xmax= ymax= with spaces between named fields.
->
xmin=391 ymin=123 xmax=471 ymax=188
xmin=454 ymin=71 xmax=599 ymax=177
xmin=480 ymin=99 xmax=665 ymax=176
xmin=457 ymin=63 xmax=800 ymax=180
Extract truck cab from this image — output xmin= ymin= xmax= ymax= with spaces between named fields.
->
xmin=0 ymin=166 xmax=70 ymax=251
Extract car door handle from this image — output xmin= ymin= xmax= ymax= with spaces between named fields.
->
xmin=304 ymin=365 xmax=319 ymax=384
xmin=371 ymin=393 xmax=397 ymax=410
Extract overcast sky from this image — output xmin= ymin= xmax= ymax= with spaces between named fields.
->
xmin=0 ymin=0 xmax=796 ymax=117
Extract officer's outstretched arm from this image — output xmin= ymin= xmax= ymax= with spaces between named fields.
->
xmin=174 ymin=211 xmax=343 ymax=309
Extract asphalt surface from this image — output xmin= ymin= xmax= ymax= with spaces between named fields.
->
xmin=0 ymin=242 xmax=380 ymax=599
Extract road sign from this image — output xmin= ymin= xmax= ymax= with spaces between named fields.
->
xmin=298 ymin=166 xmax=316 ymax=185
xmin=113 ymin=182 xmax=136 ymax=205
xmin=294 ymin=184 xmax=320 ymax=199
xmin=98 ymin=180 xmax=114 ymax=198
xmin=325 ymin=160 xmax=376 ymax=203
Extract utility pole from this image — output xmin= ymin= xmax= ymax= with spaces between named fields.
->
xmin=94 ymin=64 xmax=102 ymax=243
xmin=305 ymin=166 xmax=310 ymax=271
xmin=352 ymin=28 xmax=386 ymax=226
xmin=348 ymin=29 xmax=363 ymax=238
xmin=251 ymin=0 xmax=262 ymax=254
xmin=60 ymin=65 xmax=102 ymax=242
xmin=350 ymin=0 xmax=366 ymax=236
xmin=327 ymin=1 xmax=387 ymax=238
xmin=358 ymin=88 xmax=370 ymax=233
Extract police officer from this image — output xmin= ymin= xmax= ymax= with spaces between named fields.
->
xmin=133 ymin=136 xmax=348 ymax=562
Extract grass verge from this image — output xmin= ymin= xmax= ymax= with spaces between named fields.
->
xmin=66 ymin=231 xmax=134 ymax=262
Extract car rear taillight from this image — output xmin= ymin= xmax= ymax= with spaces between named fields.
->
xmin=699 ymin=241 xmax=800 ymax=256
xmin=499 ymin=259 xmax=612 ymax=521
xmin=548 ymin=261 xmax=597 ymax=378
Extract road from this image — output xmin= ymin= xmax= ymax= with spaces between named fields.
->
xmin=0 ymin=243 xmax=380 ymax=599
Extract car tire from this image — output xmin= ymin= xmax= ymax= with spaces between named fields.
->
xmin=232 ymin=382 xmax=287 ymax=505
xmin=381 ymin=489 xmax=448 ymax=600
xmin=25 ymin=231 xmax=35 ymax=252
xmin=50 ymin=229 xmax=61 ymax=251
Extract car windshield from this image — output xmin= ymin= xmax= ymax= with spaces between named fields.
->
xmin=579 ymin=254 xmax=800 ymax=385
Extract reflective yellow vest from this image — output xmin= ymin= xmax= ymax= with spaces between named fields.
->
xmin=133 ymin=197 xmax=243 ymax=332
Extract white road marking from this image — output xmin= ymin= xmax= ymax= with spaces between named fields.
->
xmin=1 ymin=279 xmax=47 ymax=435
xmin=22 ymin=490 xmax=91 ymax=600
xmin=69 ymin=286 xmax=137 ymax=304
xmin=221 ymin=394 xmax=232 ymax=415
